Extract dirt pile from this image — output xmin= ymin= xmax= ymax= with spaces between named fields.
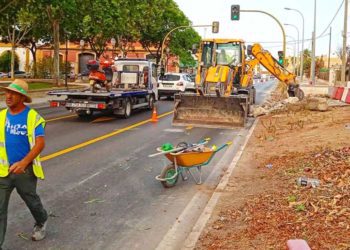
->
xmin=196 ymin=96 xmax=350 ymax=249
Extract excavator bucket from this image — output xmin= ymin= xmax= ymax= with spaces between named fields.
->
xmin=172 ymin=93 xmax=248 ymax=129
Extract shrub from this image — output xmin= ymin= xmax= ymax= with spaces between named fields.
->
xmin=0 ymin=50 xmax=19 ymax=72
xmin=33 ymin=56 xmax=70 ymax=79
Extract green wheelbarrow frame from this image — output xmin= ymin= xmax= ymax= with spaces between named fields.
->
xmin=155 ymin=142 xmax=231 ymax=188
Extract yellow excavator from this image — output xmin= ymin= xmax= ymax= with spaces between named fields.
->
xmin=172 ymin=39 xmax=304 ymax=129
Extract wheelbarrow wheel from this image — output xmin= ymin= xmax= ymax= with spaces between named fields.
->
xmin=160 ymin=163 xmax=178 ymax=188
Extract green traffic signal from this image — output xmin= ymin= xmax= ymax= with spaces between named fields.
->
xmin=231 ymin=5 xmax=240 ymax=21
xmin=277 ymin=50 xmax=284 ymax=65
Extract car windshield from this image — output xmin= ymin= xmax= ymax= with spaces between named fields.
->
xmin=159 ymin=74 xmax=180 ymax=81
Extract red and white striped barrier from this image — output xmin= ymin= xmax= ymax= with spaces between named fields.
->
xmin=329 ymin=86 xmax=350 ymax=104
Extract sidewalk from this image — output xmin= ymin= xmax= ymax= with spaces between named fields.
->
xmin=0 ymin=82 xmax=87 ymax=109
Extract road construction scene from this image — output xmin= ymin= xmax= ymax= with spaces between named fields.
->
xmin=0 ymin=0 xmax=349 ymax=249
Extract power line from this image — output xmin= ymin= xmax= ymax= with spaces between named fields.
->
xmin=316 ymin=0 xmax=344 ymax=39
xmin=246 ymin=0 xmax=344 ymax=46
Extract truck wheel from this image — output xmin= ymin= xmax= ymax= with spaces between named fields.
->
xmin=123 ymin=98 xmax=132 ymax=118
xmin=160 ymin=164 xmax=178 ymax=188
xmin=148 ymin=95 xmax=155 ymax=110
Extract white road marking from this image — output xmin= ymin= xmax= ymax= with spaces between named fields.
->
xmin=78 ymin=171 xmax=101 ymax=185
xmin=164 ymin=128 xmax=185 ymax=133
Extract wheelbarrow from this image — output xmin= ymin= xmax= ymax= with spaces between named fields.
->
xmin=151 ymin=139 xmax=231 ymax=188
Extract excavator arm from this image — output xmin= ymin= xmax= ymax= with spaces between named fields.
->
xmin=247 ymin=43 xmax=304 ymax=99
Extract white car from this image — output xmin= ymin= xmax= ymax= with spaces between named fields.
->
xmin=158 ymin=73 xmax=195 ymax=99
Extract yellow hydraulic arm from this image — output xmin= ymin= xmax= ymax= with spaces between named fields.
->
xmin=248 ymin=43 xmax=296 ymax=85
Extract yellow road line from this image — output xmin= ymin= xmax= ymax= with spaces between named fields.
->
xmin=46 ymin=114 xmax=77 ymax=122
xmin=41 ymin=110 xmax=174 ymax=162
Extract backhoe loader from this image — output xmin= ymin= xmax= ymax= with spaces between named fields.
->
xmin=172 ymin=39 xmax=304 ymax=129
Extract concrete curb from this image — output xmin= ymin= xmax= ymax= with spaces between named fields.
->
xmin=181 ymin=118 xmax=260 ymax=249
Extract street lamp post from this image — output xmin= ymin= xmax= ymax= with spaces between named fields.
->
xmin=310 ymin=0 xmax=317 ymax=85
xmin=64 ymin=30 xmax=71 ymax=89
xmin=111 ymin=37 xmax=116 ymax=60
xmin=65 ymin=36 xmax=68 ymax=88
xmin=241 ymin=9 xmax=287 ymax=67
xmin=286 ymin=35 xmax=296 ymax=74
xmin=80 ymin=39 xmax=85 ymax=49
xmin=160 ymin=24 xmax=212 ymax=74
xmin=285 ymin=7 xmax=305 ymax=81
xmin=165 ymin=47 xmax=170 ymax=72
xmin=79 ymin=40 xmax=85 ymax=75
xmin=284 ymin=23 xmax=300 ymax=77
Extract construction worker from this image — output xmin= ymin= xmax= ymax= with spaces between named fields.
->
xmin=0 ymin=79 xmax=48 ymax=248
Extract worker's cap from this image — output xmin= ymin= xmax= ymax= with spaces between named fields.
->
xmin=0 ymin=79 xmax=32 ymax=103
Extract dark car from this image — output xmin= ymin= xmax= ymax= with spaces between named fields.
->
xmin=7 ymin=71 xmax=31 ymax=78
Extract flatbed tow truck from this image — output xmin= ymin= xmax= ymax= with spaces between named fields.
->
xmin=48 ymin=59 xmax=158 ymax=118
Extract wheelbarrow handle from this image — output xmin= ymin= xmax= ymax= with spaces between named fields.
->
xmin=149 ymin=138 xmax=211 ymax=158
xmin=214 ymin=141 xmax=232 ymax=152
xmin=148 ymin=146 xmax=186 ymax=158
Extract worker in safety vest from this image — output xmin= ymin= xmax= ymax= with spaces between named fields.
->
xmin=0 ymin=79 xmax=48 ymax=248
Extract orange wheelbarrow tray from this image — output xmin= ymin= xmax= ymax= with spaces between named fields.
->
xmin=155 ymin=142 xmax=231 ymax=188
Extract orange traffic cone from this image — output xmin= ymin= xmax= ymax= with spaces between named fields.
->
xmin=151 ymin=106 xmax=159 ymax=122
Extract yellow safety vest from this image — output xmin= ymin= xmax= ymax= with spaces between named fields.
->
xmin=0 ymin=108 xmax=45 ymax=179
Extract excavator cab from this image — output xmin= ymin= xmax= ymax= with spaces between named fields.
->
xmin=173 ymin=39 xmax=250 ymax=129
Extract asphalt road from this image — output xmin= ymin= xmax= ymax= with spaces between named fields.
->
xmin=3 ymin=80 xmax=276 ymax=250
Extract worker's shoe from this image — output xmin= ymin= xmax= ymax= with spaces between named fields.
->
xmin=31 ymin=220 xmax=47 ymax=241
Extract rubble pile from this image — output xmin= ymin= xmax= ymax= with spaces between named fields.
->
xmin=252 ymin=88 xmax=336 ymax=117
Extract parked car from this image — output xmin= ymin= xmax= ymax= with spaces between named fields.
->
xmin=7 ymin=71 xmax=31 ymax=78
xmin=0 ymin=72 xmax=7 ymax=78
xmin=158 ymin=73 xmax=195 ymax=99
xmin=260 ymin=74 xmax=269 ymax=82
xmin=253 ymin=73 xmax=261 ymax=80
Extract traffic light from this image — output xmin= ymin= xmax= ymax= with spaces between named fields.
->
xmin=212 ymin=21 xmax=219 ymax=33
xmin=277 ymin=51 xmax=284 ymax=65
xmin=231 ymin=5 xmax=240 ymax=21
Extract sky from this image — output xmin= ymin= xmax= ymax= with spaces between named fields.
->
xmin=174 ymin=0 xmax=346 ymax=58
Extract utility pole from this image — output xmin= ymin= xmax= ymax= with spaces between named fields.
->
xmin=341 ymin=0 xmax=348 ymax=86
xmin=328 ymin=27 xmax=332 ymax=69
xmin=310 ymin=0 xmax=317 ymax=85
xmin=241 ymin=9 xmax=286 ymax=67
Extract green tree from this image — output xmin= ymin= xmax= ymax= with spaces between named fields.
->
xmin=72 ymin=0 xmax=120 ymax=59
xmin=25 ymin=0 xmax=77 ymax=85
xmin=0 ymin=2 xmax=34 ymax=79
xmin=139 ymin=0 xmax=198 ymax=65
xmin=168 ymin=28 xmax=201 ymax=68
xmin=302 ymin=49 xmax=311 ymax=77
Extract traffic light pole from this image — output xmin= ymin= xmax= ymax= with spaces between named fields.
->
xmin=240 ymin=10 xmax=286 ymax=67
xmin=160 ymin=24 xmax=211 ymax=73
